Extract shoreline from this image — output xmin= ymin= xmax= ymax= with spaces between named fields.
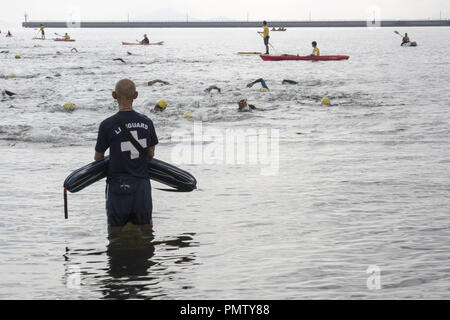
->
xmin=22 ymin=20 xmax=450 ymax=28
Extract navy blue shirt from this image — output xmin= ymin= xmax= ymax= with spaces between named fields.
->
xmin=95 ymin=110 xmax=158 ymax=179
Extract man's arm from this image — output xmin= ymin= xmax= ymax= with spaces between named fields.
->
xmin=148 ymin=146 xmax=155 ymax=158
xmin=94 ymin=151 xmax=105 ymax=161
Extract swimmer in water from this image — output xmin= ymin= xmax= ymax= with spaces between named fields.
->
xmin=1 ymin=90 xmax=16 ymax=97
xmin=153 ymin=100 xmax=167 ymax=112
xmin=282 ymin=80 xmax=298 ymax=85
xmin=113 ymin=58 xmax=126 ymax=64
xmin=246 ymin=78 xmax=269 ymax=91
xmin=148 ymin=80 xmax=170 ymax=86
xmin=204 ymin=85 xmax=221 ymax=93
xmin=238 ymin=99 xmax=256 ymax=112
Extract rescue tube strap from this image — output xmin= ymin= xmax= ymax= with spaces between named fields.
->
xmin=113 ymin=114 xmax=147 ymax=156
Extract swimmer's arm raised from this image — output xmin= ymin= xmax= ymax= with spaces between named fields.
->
xmin=247 ymin=78 xmax=264 ymax=88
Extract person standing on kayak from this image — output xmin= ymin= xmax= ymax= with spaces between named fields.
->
xmin=402 ymin=33 xmax=410 ymax=45
xmin=40 ymin=24 xmax=45 ymax=39
xmin=141 ymin=34 xmax=150 ymax=45
xmin=311 ymin=41 xmax=320 ymax=56
xmin=258 ymin=21 xmax=270 ymax=55
xmin=94 ymin=79 xmax=159 ymax=235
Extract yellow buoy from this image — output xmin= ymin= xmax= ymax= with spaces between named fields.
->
xmin=63 ymin=102 xmax=75 ymax=112
xmin=183 ymin=110 xmax=193 ymax=119
xmin=10 ymin=73 xmax=16 ymax=78
xmin=15 ymin=55 xmax=21 ymax=59
xmin=321 ymin=97 xmax=331 ymax=105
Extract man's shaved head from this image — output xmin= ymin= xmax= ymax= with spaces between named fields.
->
xmin=113 ymin=79 xmax=138 ymax=109
xmin=115 ymin=79 xmax=136 ymax=99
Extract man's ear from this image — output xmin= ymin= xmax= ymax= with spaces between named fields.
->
xmin=134 ymin=91 xmax=139 ymax=99
xmin=112 ymin=91 xmax=117 ymax=99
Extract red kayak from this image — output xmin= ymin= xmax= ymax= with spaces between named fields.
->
xmin=260 ymin=55 xmax=350 ymax=61
xmin=54 ymin=39 xmax=76 ymax=42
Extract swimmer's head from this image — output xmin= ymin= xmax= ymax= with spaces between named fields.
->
xmin=112 ymin=79 xmax=138 ymax=106
xmin=154 ymin=99 xmax=167 ymax=112
xmin=321 ymin=97 xmax=331 ymax=105
xmin=238 ymin=99 xmax=248 ymax=110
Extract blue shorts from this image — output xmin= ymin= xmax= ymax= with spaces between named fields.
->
xmin=106 ymin=175 xmax=152 ymax=227
xmin=264 ymin=36 xmax=270 ymax=45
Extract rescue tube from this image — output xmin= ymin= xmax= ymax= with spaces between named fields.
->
xmin=64 ymin=156 xmax=197 ymax=193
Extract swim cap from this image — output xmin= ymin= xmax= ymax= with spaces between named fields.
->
xmin=183 ymin=111 xmax=193 ymax=119
xmin=321 ymin=97 xmax=330 ymax=105
xmin=156 ymin=100 xmax=167 ymax=110
xmin=63 ymin=102 xmax=75 ymax=112
xmin=14 ymin=55 xmax=21 ymax=59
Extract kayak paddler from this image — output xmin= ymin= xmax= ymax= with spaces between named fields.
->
xmin=401 ymin=33 xmax=410 ymax=45
xmin=63 ymin=33 xmax=70 ymax=40
xmin=141 ymin=34 xmax=150 ymax=45
xmin=6 ymin=31 xmax=12 ymax=37
xmin=40 ymin=24 xmax=45 ymax=39
xmin=258 ymin=21 xmax=270 ymax=55
xmin=311 ymin=41 xmax=320 ymax=56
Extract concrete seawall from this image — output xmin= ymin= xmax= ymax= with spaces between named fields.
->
xmin=22 ymin=20 xmax=450 ymax=28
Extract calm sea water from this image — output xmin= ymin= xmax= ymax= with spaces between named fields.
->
xmin=0 ymin=27 xmax=449 ymax=299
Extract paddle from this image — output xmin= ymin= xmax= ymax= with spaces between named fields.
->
xmin=257 ymin=32 xmax=276 ymax=51
xmin=394 ymin=31 xmax=403 ymax=37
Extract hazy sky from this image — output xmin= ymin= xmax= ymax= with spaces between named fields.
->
xmin=1 ymin=0 xmax=449 ymax=24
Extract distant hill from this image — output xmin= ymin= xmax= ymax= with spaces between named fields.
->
xmin=134 ymin=8 xmax=233 ymax=22
xmin=208 ymin=16 xmax=235 ymax=21
xmin=135 ymin=8 xmax=199 ymax=21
